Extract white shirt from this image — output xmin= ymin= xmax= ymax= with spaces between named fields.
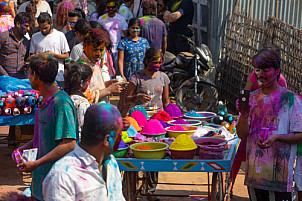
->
xmin=133 ymin=0 xmax=143 ymax=18
xmin=98 ymin=13 xmax=128 ymax=53
xmin=17 ymin=1 xmax=52 ymax=18
xmin=43 ymin=144 xmax=125 ymax=201
xmin=30 ymin=29 xmax=70 ymax=82
xmin=118 ymin=4 xmax=134 ymax=23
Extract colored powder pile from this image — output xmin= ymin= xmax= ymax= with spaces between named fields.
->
xmin=164 ymin=103 xmax=183 ymax=118
xmin=124 ymin=116 xmax=142 ymax=131
xmin=158 ymin=119 xmax=169 ymax=128
xmin=130 ymin=111 xmax=148 ymax=127
xmin=129 ymin=105 xmax=149 ymax=119
xmin=168 ymin=125 xmax=186 ymax=131
xmin=122 ymin=131 xmax=133 ymax=143
xmin=169 ymin=134 xmax=197 ymax=150
xmin=151 ymin=110 xmax=173 ymax=122
xmin=172 ymin=119 xmax=189 ymax=124
xmin=118 ymin=139 xmax=127 ymax=149
xmin=135 ymin=144 xmax=153 ymax=150
xmin=141 ymin=119 xmax=166 ymax=134
xmin=185 ymin=110 xmax=205 ymax=117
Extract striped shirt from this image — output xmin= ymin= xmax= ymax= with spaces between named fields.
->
xmin=0 ymin=28 xmax=30 ymax=77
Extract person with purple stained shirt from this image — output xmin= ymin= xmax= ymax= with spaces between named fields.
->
xmin=14 ymin=52 xmax=78 ymax=200
xmin=43 ymin=103 xmax=125 ymax=201
xmin=236 ymin=48 xmax=302 ymax=201
xmin=139 ymin=0 xmax=167 ymax=55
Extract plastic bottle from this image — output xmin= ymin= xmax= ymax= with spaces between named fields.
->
xmin=221 ymin=122 xmax=230 ymax=129
xmin=212 ymin=115 xmax=224 ymax=125
xmin=224 ymin=114 xmax=234 ymax=123
xmin=21 ymin=106 xmax=32 ymax=115
xmin=0 ymin=99 xmax=4 ymax=108
xmin=12 ymin=107 xmax=20 ymax=116
xmin=217 ymin=101 xmax=227 ymax=115
xmin=217 ymin=111 xmax=226 ymax=116
xmin=5 ymin=95 xmax=15 ymax=108
xmin=229 ymin=123 xmax=237 ymax=134
xmin=15 ymin=96 xmax=25 ymax=108
xmin=2 ymin=107 xmax=11 ymax=116
xmin=25 ymin=96 xmax=36 ymax=107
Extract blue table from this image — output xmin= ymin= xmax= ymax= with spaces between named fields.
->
xmin=117 ymin=138 xmax=240 ymax=201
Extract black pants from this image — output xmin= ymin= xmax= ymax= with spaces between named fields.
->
xmin=248 ymin=187 xmax=292 ymax=201
xmin=167 ymin=34 xmax=191 ymax=55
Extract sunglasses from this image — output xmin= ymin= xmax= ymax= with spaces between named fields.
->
xmin=107 ymin=6 xmax=116 ymax=9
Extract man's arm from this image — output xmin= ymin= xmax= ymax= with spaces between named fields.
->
xmin=163 ymin=10 xmax=182 ymax=23
xmin=161 ymin=36 xmax=167 ymax=56
xmin=236 ymin=115 xmax=250 ymax=139
xmin=46 ymin=51 xmax=69 ymax=60
xmin=18 ymin=138 xmax=76 ymax=172
xmin=258 ymin=132 xmax=302 ymax=149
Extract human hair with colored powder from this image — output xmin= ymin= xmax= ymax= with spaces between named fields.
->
xmin=84 ymin=28 xmax=110 ymax=48
xmin=81 ymin=103 xmax=122 ymax=146
xmin=55 ymin=1 xmax=74 ymax=27
xmin=143 ymin=48 xmax=163 ymax=67
xmin=74 ymin=19 xmax=91 ymax=36
xmin=28 ymin=52 xmax=58 ymax=84
xmin=14 ymin=12 xmax=33 ymax=26
xmin=252 ymin=48 xmax=281 ymax=71
xmin=142 ymin=0 xmax=157 ymax=16
xmin=64 ymin=62 xmax=93 ymax=95
xmin=0 ymin=1 xmax=11 ymax=14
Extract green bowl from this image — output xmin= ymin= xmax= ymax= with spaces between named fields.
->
xmin=113 ymin=145 xmax=129 ymax=158
xmin=141 ymin=133 xmax=166 ymax=139
xmin=130 ymin=142 xmax=168 ymax=159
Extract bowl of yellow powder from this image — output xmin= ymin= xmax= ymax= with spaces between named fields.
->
xmin=166 ymin=126 xmax=198 ymax=138
xmin=130 ymin=142 xmax=169 ymax=159
xmin=169 ymin=134 xmax=198 ymax=159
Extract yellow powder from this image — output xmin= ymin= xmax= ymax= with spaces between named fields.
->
xmin=169 ymin=134 xmax=197 ymax=150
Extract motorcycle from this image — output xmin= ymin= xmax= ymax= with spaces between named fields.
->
xmin=162 ymin=27 xmax=218 ymax=112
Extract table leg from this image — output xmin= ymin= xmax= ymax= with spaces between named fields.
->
xmin=211 ymin=172 xmax=218 ymax=201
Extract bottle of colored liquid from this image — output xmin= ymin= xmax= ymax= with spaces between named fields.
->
xmin=12 ymin=107 xmax=20 ymax=116
xmin=221 ymin=121 xmax=230 ymax=129
xmin=217 ymin=111 xmax=226 ymax=116
xmin=217 ymin=101 xmax=227 ymax=115
xmin=22 ymin=106 xmax=32 ymax=115
xmin=25 ymin=96 xmax=36 ymax=107
xmin=15 ymin=96 xmax=25 ymax=108
xmin=229 ymin=123 xmax=237 ymax=134
xmin=212 ymin=115 xmax=224 ymax=125
xmin=2 ymin=107 xmax=11 ymax=116
xmin=224 ymin=114 xmax=234 ymax=123
xmin=5 ymin=95 xmax=15 ymax=108
xmin=0 ymin=99 xmax=4 ymax=109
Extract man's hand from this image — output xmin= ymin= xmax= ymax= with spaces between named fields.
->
xmin=236 ymin=99 xmax=250 ymax=118
xmin=45 ymin=50 xmax=55 ymax=56
xmin=108 ymin=82 xmax=127 ymax=94
xmin=17 ymin=160 xmax=39 ymax=172
xmin=257 ymin=134 xmax=279 ymax=149
xmin=105 ymin=79 xmax=118 ymax=87
xmin=137 ymin=93 xmax=151 ymax=103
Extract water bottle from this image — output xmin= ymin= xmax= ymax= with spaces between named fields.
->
xmin=15 ymin=96 xmax=25 ymax=108
xmin=25 ymin=96 xmax=36 ymax=107
xmin=2 ymin=107 xmax=11 ymax=116
xmin=212 ymin=115 xmax=224 ymax=125
xmin=224 ymin=114 xmax=234 ymax=123
xmin=217 ymin=101 xmax=227 ymax=115
xmin=5 ymin=95 xmax=15 ymax=108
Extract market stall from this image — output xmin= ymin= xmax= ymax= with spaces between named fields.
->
xmin=115 ymin=103 xmax=239 ymax=201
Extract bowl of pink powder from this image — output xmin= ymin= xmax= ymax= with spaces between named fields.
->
xmin=167 ymin=119 xmax=202 ymax=126
xmin=141 ymin=119 xmax=166 ymax=139
xmin=166 ymin=126 xmax=198 ymax=138
xmin=150 ymin=110 xmax=173 ymax=122
xmin=130 ymin=111 xmax=148 ymax=127
xmin=164 ymin=103 xmax=183 ymax=118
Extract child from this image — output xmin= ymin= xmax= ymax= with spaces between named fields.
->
xmin=64 ymin=62 xmax=92 ymax=139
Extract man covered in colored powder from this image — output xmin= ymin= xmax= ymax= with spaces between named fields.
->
xmin=236 ymin=48 xmax=302 ymax=201
xmin=43 ymin=103 xmax=125 ymax=201
xmin=15 ymin=52 xmax=78 ymax=200
xmin=139 ymin=0 xmax=167 ymax=55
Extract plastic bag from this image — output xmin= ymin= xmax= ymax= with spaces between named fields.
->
xmin=0 ymin=75 xmax=32 ymax=92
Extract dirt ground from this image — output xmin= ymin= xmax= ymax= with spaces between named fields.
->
xmin=0 ymin=126 xmax=249 ymax=201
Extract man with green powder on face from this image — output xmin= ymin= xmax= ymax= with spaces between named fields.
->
xmin=236 ymin=48 xmax=302 ymax=201
xmin=43 ymin=103 xmax=125 ymax=201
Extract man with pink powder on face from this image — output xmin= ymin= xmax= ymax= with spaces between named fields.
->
xmin=236 ymin=48 xmax=302 ymax=201
xmin=43 ymin=103 xmax=125 ymax=201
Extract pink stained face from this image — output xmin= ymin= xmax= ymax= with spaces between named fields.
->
xmin=149 ymin=58 xmax=163 ymax=72
xmin=254 ymin=67 xmax=279 ymax=87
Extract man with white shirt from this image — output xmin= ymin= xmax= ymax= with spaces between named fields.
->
xmin=17 ymin=0 xmax=52 ymax=18
xmin=98 ymin=0 xmax=128 ymax=76
xmin=43 ymin=103 xmax=125 ymax=201
xmin=30 ymin=12 xmax=69 ymax=88
xmin=118 ymin=0 xmax=134 ymax=23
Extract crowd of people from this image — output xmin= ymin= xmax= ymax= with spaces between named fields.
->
xmin=0 ymin=0 xmax=301 ymax=200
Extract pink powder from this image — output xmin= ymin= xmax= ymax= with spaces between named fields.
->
xmin=130 ymin=111 xmax=147 ymax=127
xmin=164 ymin=103 xmax=183 ymax=118
xmin=172 ymin=119 xmax=189 ymax=124
xmin=167 ymin=125 xmax=186 ymax=131
xmin=151 ymin=110 xmax=173 ymax=122
xmin=141 ymin=119 xmax=166 ymax=134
